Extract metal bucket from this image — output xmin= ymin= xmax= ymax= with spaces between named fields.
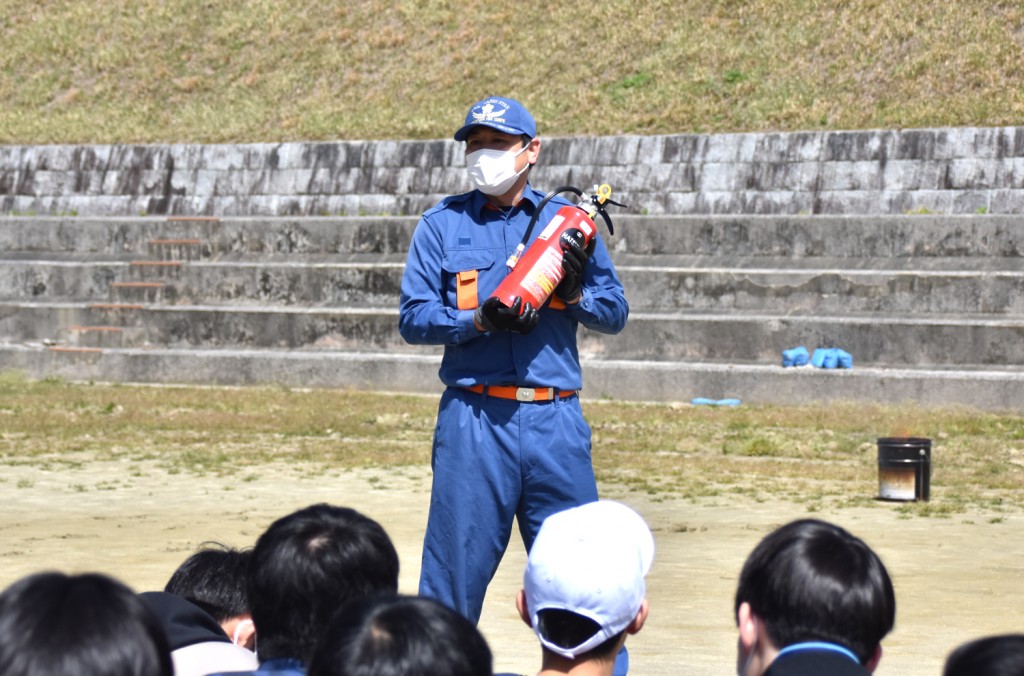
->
xmin=877 ymin=437 xmax=931 ymax=501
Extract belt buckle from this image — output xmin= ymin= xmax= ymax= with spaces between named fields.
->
xmin=515 ymin=387 xmax=535 ymax=402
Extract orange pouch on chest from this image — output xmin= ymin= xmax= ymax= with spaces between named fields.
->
xmin=456 ymin=270 xmax=479 ymax=310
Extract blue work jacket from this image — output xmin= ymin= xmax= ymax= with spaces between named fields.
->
xmin=399 ymin=185 xmax=628 ymax=391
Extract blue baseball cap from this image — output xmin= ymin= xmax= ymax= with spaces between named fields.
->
xmin=453 ymin=96 xmax=537 ymax=141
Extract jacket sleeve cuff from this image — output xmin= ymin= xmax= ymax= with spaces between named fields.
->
xmin=454 ymin=309 xmax=483 ymax=343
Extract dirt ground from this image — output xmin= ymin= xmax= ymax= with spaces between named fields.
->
xmin=2 ymin=458 xmax=1021 ymax=676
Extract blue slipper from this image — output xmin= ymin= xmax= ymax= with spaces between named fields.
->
xmin=811 ymin=348 xmax=839 ymax=368
xmin=809 ymin=347 xmax=854 ymax=369
xmin=782 ymin=346 xmax=810 ymax=367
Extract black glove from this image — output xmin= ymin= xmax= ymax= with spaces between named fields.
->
xmin=475 ymin=296 xmax=538 ymax=334
xmin=554 ymin=230 xmax=589 ymax=303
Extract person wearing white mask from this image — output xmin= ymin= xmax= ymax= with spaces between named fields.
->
xmin=398 ymin=95 xmax=629 ymax=666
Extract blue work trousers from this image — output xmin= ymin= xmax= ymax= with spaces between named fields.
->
xmin=418 ymin=386 xmax=599 ymax=625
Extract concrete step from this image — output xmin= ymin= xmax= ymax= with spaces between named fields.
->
xmin=6 ymin=302 xmax=1024 ymax=367
xmin=613 ymin=254 xmax=1024 ymax=272
xmin=617 ymin=265 xmax=1024 ymax=315
xmin=1 ymin=343 xmax=1020 ymax=412
xmin=6 ymin=257 xmax=1024 ymax=315
xmin=3 ymin=213 xmax=1023 ymax=411
xmin=4 ymin=214 xmax=1023 ymax=259
xmin=0 ymin=302 xmax=429 ymax=354
xmin=63 ymin=324 xmax=148 ymax=349
xmin=611 ymin=214 xmax=1024 ymax=258
xmin=583 ymin=312 xmax=1024 ymax=367
xmin=0 ymin=216 xmax=417 ymax=257
xmin=0 ymin=259 xmax=405 ymax=307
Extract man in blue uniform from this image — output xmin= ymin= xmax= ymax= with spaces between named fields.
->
xmin=399 ymin=96 xmax=628 ymax=630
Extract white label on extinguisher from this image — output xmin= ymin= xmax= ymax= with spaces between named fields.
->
xmin=537 ymin=215 xmax=565 ymax=241
xmin=521 ymin=246 xmax=565 ymax=301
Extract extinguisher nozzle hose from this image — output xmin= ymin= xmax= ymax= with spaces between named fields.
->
xmin=523 ymin=184 xmax=623 ymax=243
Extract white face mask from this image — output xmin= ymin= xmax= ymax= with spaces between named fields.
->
xmin=465 ymin=144 xmax=530 ymax=196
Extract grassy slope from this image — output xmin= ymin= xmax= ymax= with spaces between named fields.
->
xmin=1 ymin=1 xmax=1023 ymax=144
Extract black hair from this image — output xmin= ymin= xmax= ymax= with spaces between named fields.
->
xmin=944 ymin=634 xmax=1024 ymax=676
xmin=734 ymin=518 xmax=895 ymax=664
xmin=536 ymin=608 xmax=622 ymax=661
xmin=307 ymin=594 xmax=492 ymax=676
xmin=0 ymin=571 xmax=173 ymax=676
xmin=164 ymin=541 xmax=251 ymax=623
xmin=248 ymin=503 xmax=400 ymax=664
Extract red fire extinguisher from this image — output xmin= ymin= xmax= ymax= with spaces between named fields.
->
xmin=491 ymin=184 xmax=623 ymax=311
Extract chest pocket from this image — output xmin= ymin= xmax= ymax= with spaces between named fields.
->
xmin=442 ymin=249 xmax=497 ymax=310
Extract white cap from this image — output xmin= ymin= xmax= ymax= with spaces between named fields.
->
xmin=523 ymin=500 xmax=655 ymax=659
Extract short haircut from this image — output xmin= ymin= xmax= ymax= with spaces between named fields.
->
xmin=164 ymin=541 xmax=251 ymax=623
xmin=735 ymin=519 xmax=895 ymax=664
xmin=0 ymin=571 xmax=172 ymax=676
xmin=944 ymin=634 xmax=1024 ymax=676
xmin=307 ymin=594 xmax=492 ymax=676
xmin=248 ymin=503 xmax=400 ymax=664
xmin=535 ymin=609 xmax=622 ymax=662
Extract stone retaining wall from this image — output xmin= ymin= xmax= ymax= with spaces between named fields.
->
xmin=3 ymin=126 xmax=1024 ymax=217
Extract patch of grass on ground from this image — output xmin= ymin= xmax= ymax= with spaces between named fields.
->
xmin=2 ymin=376 xmax=1022 ymax=515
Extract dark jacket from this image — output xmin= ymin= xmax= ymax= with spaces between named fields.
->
xmin=764 ymin=648 xmax=871 ymax=676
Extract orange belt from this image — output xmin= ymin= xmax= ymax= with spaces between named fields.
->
xmin=463 ymin=384 xmax=578 ymax=403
